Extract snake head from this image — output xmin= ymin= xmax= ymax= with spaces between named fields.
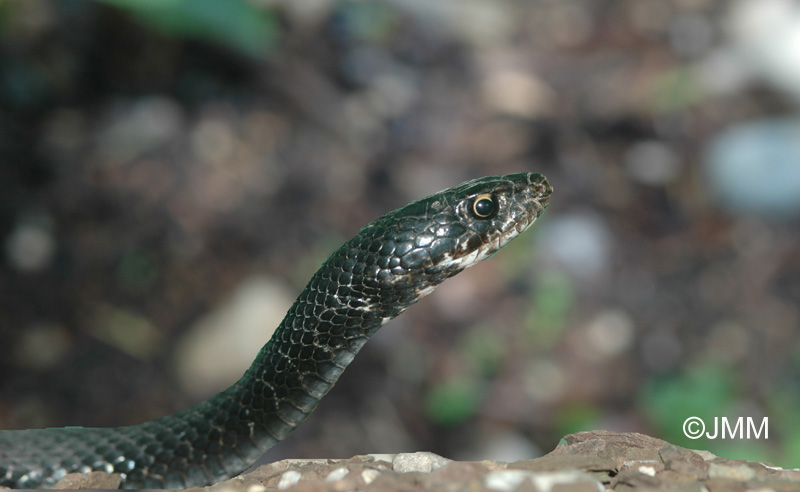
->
xmin=432 ymin=172 xmax=552 ymax=271
xmin=345 ymin=172 xmax=552 ymax=316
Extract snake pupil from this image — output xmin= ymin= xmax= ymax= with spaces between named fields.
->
xmin=473 ymin=194 xmax=496 ymax=218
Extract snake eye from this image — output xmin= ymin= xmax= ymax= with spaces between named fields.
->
xmin=472 ymin=194 xmax=497 ymax=218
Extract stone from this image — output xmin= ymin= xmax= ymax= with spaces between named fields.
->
xmin=708 ymin=463 xmax=756 ymax=481
xmin=276 ymin=470 xmax=302 ymax=489
xmin=53 ymin=471 xmax=122 ymax=489
xmin=546 ymin=431 xmax=666 ymax=471
xmin=509 ymin=455 xmax=616 ymax=474
xmin=392 ymin=452 xmax=452 ymax=473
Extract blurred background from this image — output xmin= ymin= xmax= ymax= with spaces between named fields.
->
xmin=1 ymin=0 xmax=799 ymax=470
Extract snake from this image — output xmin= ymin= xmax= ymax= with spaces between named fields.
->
xmin=0 ymin=172 xmax=551 ymax=489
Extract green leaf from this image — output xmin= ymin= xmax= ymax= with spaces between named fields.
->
xmin=425 ymin=378 xmax=482 ymax=426
xmin=459 ymin=326 xmax=505 ymax=376
xmin=94 ymin=0 xmax=278 ymax=59
xmin=639 ymin=362 xmax=740 ymax=453
xmin=526 ymin=270 xmax=573 ymax=346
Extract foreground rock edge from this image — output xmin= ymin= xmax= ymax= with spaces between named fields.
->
xmin=14 ymin=431 xmax=798 ymax=491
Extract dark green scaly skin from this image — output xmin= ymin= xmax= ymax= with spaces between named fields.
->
xmin=0 ymin=173 xmax=551 ymax=489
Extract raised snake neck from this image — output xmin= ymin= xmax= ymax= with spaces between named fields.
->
xmin=0 ymin=173 xmax=551 ymax=489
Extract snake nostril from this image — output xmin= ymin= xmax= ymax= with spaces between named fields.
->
xmin=535 ymin=177 xmax=553 ymax=202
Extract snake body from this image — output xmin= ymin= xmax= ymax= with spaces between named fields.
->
xmin=0 ymin=173 xmax=551 ymax=489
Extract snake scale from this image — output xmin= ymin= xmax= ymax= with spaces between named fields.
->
xmin=0 ymin=172 xmax=551 ymax=489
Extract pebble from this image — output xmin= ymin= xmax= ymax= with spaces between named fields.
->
xmin=638 ymin=465 xmax=657 ymax=477
xmin=624 ymin=140 xmax=681 ymax=186
xmin=324 ymin=467 xmax=349 ymax=482
xmin=360 ymin=468 xmax=380 ymax=485
xmin=578 ymin=309 xmax=636 ymax=362
xmin=708 ymin=463 xmax=756 ymax=481
xmin=4 ymin=219 xmax=55 ymax=272
xmin=484 ymin=469 xmax=603 ymax=492
xmin=484 ymin=469 xmax=533 ymax=491
xmin=276 ymin=471 xmax=302 ymax=490
xmin=528 ymin=471 xmax=604 ymax=492
xmin=367 ymin=453 xmax=395 ymax=463
xmin=482 ymin=70 xmax=556 ymax=119
xmin=95 ymin=97 xmax=183 ymax=164
xmin=704 ymin=118 xmax=800 ymax=218
xmin=538 ymin=212 xmax=613 ymax=280
xmin=175 ymin=275 xmax=294 ymax=396
xmin=12 ymin=323 xmax=70 ymax=370
xmin=459 ymin=430 xmax=540 ymax=463
xmin=392 ymin=452 xmax=452 ymax=473
xmin=727 ymin=0 xmax=800 ymax=102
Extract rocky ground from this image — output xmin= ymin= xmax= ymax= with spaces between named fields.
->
xmin=36 ymin=432 xmax=800 ymax=491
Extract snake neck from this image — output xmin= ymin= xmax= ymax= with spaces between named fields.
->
xmin=220 ymin=246 xmax=447 ymax=452
xmin=234 ymin=225 xmax=465 ymax=443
